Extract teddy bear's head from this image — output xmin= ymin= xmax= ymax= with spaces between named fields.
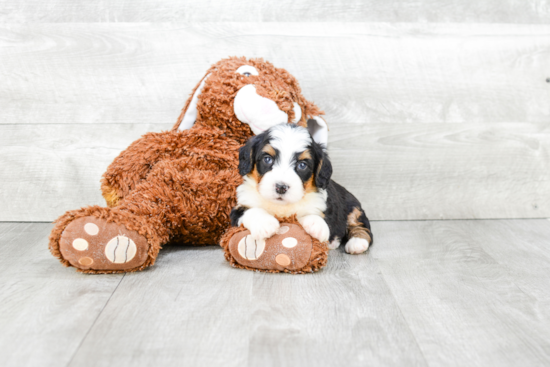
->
xmin=173 ymin=57 xmax=328 ymax=145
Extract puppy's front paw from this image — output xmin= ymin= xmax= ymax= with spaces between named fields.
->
xmin=345 ymin=237 xmax=370 ymax=254
xmin=242 ymin=209 xmax=280 ymax=240
xmin=251 ymin=215 xmax=280 ymax=240
xmin=299 ymin=215 xmax=330 ymax=243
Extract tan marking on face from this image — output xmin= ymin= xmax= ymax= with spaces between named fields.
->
xmin=262 ymin=144 xmax=276 ymax=156
xmin=304 ymin=175 xmax=316 ymax=194
xmin=300 ymin=176 xmax=323 ymax=217
xmin=298 ymin=149 xmax=312 ymax=161
xmin=248 ymin=166 xmax=261 ymax=184
xmin=248 ymin=145 xmax=274 ymax=186
xmin=300 ymin=149 xmax=316 ymax=194
xmin=347 ymin=207 xmax=372 ymax=243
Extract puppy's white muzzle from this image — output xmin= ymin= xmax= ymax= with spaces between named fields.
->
xmin=259 ymin=168 xmax=305 ymax=205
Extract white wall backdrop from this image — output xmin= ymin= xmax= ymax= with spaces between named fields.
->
xmin=1 ymin=6 xmax=549 ymax=221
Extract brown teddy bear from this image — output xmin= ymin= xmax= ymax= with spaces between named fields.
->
xmin=48 ymin=56 xmax=329 ymax=274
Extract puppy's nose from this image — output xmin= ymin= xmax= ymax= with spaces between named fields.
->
xmin=275 ymin=183 xmax=289 ymax=195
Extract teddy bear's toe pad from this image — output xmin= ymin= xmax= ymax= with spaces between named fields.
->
xmin=59 ymin=216 xmax=149 ymax=271
xmin=228 ymin=224 xmax=312 ymax=271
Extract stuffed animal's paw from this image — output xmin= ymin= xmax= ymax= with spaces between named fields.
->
xmin=298 ymin=215 xmax=330 ymax=243
xmin=57 ymin=216 xmax=150 ymax=272
xmin=221 ymin=220 xmax=328 ymax=274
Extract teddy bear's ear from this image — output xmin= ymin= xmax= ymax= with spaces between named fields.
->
xmin=173 ymin=73 xmax=211 ymax=131
xmin=306 ymin=116 xmax=329 ymax=148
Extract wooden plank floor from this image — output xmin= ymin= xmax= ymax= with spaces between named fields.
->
xmin=1 ymin=219 xmax=549 ymax=367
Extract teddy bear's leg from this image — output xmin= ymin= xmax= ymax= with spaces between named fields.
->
xmin=50 ymin=157 xmax=241 ymax=273
xmin=114 ymin=158 xmax=241 ymax=246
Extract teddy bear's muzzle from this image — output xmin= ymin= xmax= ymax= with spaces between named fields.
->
xmin=234 ymin=84 xmax=302 ymax=134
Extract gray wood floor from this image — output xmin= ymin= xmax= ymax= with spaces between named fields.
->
xmin=1 ymin=219 xmax=549 ymax=367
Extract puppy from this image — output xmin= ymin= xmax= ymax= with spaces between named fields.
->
xmin=230 ymin=123 xmax=372 ymax=254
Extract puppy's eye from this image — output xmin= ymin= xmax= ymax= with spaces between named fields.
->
xmin=297 ymin=161 xmax=307 ymax=170
xmin=243 ymin=72 xmax=251 ymax=77
xmin=263 ymin=156 xmax=273 ymax=165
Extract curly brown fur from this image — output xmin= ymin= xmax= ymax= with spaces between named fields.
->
xmin=101 ymin=128 xmax=244 ymax=206
xmin=116 ymin=144 xmax=242 ymax=246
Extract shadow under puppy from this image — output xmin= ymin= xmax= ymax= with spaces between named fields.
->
xmin=230 ymin=123 xmax=373 ymax=254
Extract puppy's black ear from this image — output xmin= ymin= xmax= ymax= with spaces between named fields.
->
xmin=238 ymin=138 xmax=255 ymax=176
xmin=239 ymin=133 xmax=264 ymax=176
xmin=312 ymin=142 xmax=332 ymax=189
xmin=315 ymin=154 xmax=333 ymax=189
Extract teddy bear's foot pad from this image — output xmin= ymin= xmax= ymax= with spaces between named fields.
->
xmin=59 ymin=216 xmax=149 ymax=271
xmin=228 ymin=224 xmax=313 ymax=271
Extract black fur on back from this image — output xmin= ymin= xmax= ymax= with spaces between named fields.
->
xmin=324 ymin=180 xmax=372 ymax=245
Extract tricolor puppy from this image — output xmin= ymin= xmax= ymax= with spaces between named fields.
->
xmin=230 ymin=123 xmax=373 ymax=254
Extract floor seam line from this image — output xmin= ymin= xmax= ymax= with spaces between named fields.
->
xmin=376 ymin=259 xmax=431 ymax=367
xmin=65 ymin=273 xmax=126 ymax=367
